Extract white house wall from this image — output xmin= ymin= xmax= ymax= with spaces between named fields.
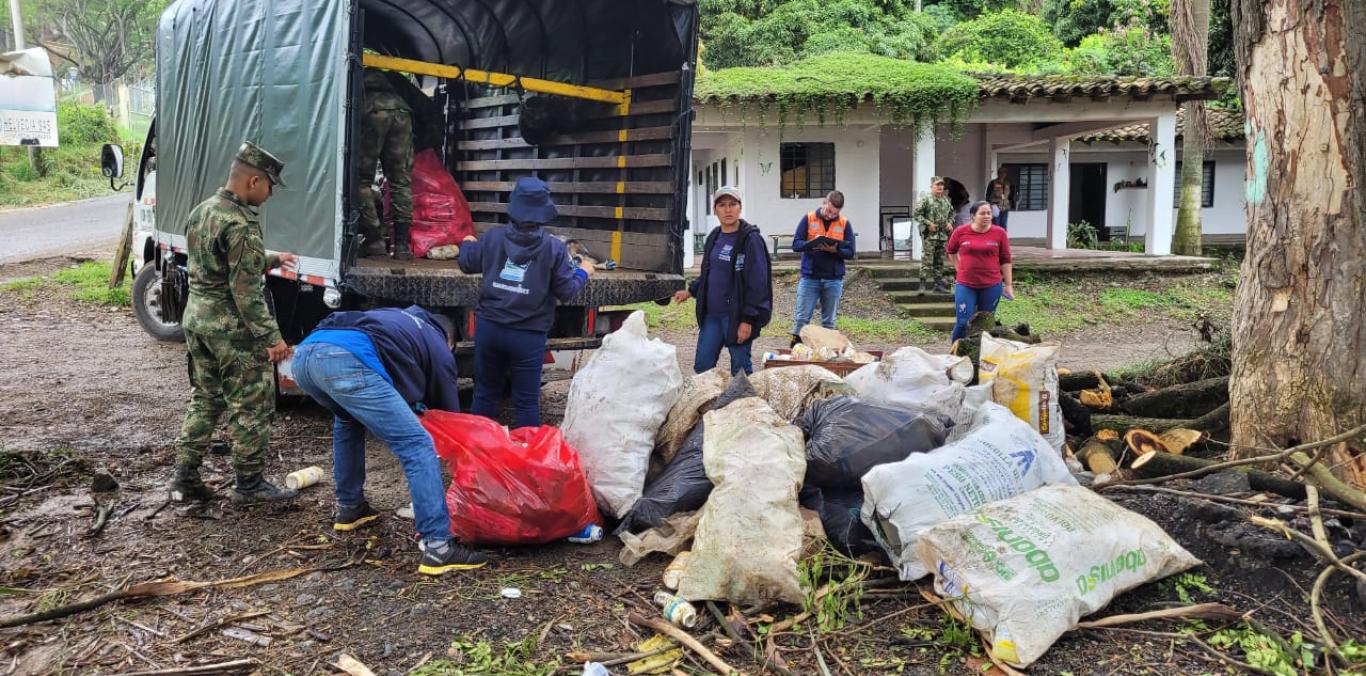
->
xmin=1000 ymin=145 xmax=1247 ymax=239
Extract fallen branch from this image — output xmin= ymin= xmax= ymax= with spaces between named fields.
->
xmin=1289 ymin=451 xmax=1366 ymax=510
xmin=1092 ymin=402 xmax=1230 ymax=434
xmin=627 ymin=612 xmax=736 ymax=675
xmin=1121 ymin=376 xmax=1228 ymax=419
xmin=1249 ymin=517 xmax=1366 ymax=585
xmin=84 ymin=500 xmax=114 ymax=538
xmin=1127 ymin=451 xmax=1307 ymax=499
xmin=103 ymin=659 xmax=257 ymax=675
xmin=1075 ymin=603 xmax=1244 ymax=629
xmin=1096 ymin=484 xmax=1366 ymax=520
xmin=1311 ymin=551 xmax=1366 ymax=664
xmin=171 ymin=610 xmax=270 ymax=644
xmin=1099 ymin=423 xmax=1366 ymax=491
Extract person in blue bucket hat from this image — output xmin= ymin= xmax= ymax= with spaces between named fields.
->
xmin=459 ymin=177 xmax=594 ymax=427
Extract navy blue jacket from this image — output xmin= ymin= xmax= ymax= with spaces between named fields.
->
xmin=688 ymin=221 xmax=772 ymax=345
xmin=458 ymin=224 xmax=588 ymax=333
xmin=793 ymin=212 xmax=856 ymax=279
xmin=312 ymin=305 xmax=460 ymax=412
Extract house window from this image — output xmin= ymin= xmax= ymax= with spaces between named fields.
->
xmin=780 ymin=143 xmax=835 ymax=198
xmin=1003 ymin=163 xmax=1048 ymax=211
xmin=1173 ymin=161 xmax=1216 ymax=208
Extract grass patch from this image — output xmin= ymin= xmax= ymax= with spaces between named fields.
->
xmin=411 ymin=635 xmax=555 ymax=676
xmin=610 ymin=300 xmax=697 ymax=332
xmin=837 ymin=315 xmax=937 ymax=342
xmin=0 ymin=101 xmax=131 ymax=209
xmin=993 ymin=273 xmax=1236 ymax=337
xmin=0 ymin=260 xmax=130 ymax=307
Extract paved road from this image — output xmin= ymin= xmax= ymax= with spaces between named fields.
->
xmin=0 ymin=193 xmax=131 ymax=264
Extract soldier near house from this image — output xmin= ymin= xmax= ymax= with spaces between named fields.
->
xmin=169 ymin=141 xmax=299 ymax=504
xmin=913 ymin=176 xmax=955 ymax=294
xmin=357 ymin=67 xmax=415 ymax=260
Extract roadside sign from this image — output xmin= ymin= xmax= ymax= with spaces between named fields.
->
xmin=0 ymin=47 xmax=59 ymax=147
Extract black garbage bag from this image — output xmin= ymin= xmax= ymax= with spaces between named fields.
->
xmin=615 ymin=373 xmax=758 ymax=535
xmin=799 ymin=485 xmax=884 ymax=559
xmin=799 ymin=396 xmax=951 ymax=489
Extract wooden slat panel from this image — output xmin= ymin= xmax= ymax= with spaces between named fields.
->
xmin=589 ymin=71 xmax=682 ymax=90
xmin=456 ymin=125 xmax=674 ymax=151
xmin=469 ymin=202 xmax=671 ymax=221
xmin=602 ymin=98 xmax=677 ymax=117
xmin=465 ymin=93 xmax=520 ymax=109
xmin=461 ymin=180 xmax=673 ymax=195
xmin=456 ymin=154 xmax=671 ymax=171
xmin=459 ymin=114 xmax=520 ymax=130
xmin=545 ymin=226 xmax=675 ymax=270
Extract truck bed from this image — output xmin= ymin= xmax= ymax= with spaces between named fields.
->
xmin=345 ymin=256 xmax=683 ymax=307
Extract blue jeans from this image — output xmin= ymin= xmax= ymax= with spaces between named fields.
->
xmin=792 ymin=277 xmax=844 ymax=336
xmin=997 ymin=210 xmax=1010 ymax=230
xmin=472 ymin=320 xmax=547 ymax=429
xmin=951 ymin=282 xmax=1005 ymax=342
xmin=695 ymin=313 xmax=753 ymax=375
xmin=291 ymin=343 xmax=451 ymax=547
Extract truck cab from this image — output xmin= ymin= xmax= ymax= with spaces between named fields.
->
xmin=102 ymin=0 xmax=698 ymax=384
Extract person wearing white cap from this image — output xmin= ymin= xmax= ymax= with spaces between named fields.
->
xmin=672 ymin=186 xmax=772 ymax=374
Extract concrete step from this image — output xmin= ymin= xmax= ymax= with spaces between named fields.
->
xmin=889 ymin=291 xmax=954 ymax=304
xmin=909 ymin=316 xmax=958 ymax=331
xmin=897 ymin=302 xmax=956 ymax=318
xmin=861 ymin=265 xmax=920 ymax=279
xmin=877 ymin=277 xmax=956 ymax=293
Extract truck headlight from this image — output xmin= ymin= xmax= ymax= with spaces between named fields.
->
xmin=323 ymin=287 xmax=342 ymax=308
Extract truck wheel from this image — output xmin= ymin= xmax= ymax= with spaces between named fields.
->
xmin=132 ymin=263 xmax=184 ymax=342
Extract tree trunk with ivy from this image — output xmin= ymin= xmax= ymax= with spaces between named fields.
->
xmin=1228 ymin=0 xmax=1366 ymax=488
xmin=1171 ymin=0 xmax=1210 ymax=256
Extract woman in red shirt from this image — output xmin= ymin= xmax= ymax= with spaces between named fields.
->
xmin=945 ymin=201 xmax=1014 ymax=342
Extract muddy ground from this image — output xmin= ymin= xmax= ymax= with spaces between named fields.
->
xmin=1 ymin=255 xmax=1361 ymax=675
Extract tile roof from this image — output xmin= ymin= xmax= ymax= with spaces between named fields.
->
xmin=1076 ymin=107 xmax=1245 ymax=143
xmin=973 ymin=74 xmax=1231 ymax=102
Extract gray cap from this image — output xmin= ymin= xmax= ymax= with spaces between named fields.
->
xmin=235 ymin=141 xmax=287 ymax=188
xmin=713 ymin=186 xmax=743 ymax=204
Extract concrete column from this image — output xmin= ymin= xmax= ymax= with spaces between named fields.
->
xmin=1145 ymin=112 xmax=1178 ymax=256
xmin=1045 ymin=137 xmax=1071 ymax=250
xmin=911 ymin=122 xmax=936 ymax=261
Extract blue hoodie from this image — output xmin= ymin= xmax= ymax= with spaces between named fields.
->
xmin=305 ymin=305 xmax=459 ymax=412
xmin=458 ymin=224 xmax=588 ymax=332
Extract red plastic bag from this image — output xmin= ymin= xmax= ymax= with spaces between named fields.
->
xmin=383 ymin=148 xmax=474 ymax=257
xmin=422 ymin=411 xmax=601 ymax=546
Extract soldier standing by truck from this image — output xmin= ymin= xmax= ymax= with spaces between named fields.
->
xmin=168 ymin=142 xmax=300 ymax=504
xmin=357 ymin=67 xmax=415 ymax=260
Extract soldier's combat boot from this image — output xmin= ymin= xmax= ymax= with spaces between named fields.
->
xmin=392 ymin=223 xmax=414 ymax=261
xmin=933 ymin=279 xmax=949 ymax=294
xmin=169 ymin=465 xmax=215 ymax=503
xmin=230 ymin=474 xmax=298 ymax=503
xmin=360 ymin=238 xmax=387 ymax=257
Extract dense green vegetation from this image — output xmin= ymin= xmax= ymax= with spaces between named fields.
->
xmin=0 ymin=102 xmax=130 ymax=209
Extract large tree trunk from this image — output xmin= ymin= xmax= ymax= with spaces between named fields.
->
xmin=1172 ymin=0 xmax=1210 ymax=256
xmin=1228 ymin=0 xmax=1366 ymax=488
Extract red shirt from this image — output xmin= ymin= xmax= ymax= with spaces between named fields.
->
xmin=946 ymin=224 xmax=1011 ymax=288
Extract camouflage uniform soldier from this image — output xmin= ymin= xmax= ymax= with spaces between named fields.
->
xmin=169 ymin=141 xmax=299 ymax=504
xmin=913 ymin=176 xmax=955 ymax=294
xmin=358 ymin=68 xmax=415 ymax=260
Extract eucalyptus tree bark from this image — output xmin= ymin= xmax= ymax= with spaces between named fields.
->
xmin=1228 ymin=0 xmax=1366 ymax=488
xmin=1171 ymin=0 xmax=1210 ymax=256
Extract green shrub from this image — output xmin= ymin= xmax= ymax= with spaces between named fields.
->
xmin=1065 ymin=24 xmax=1173 ymax=76
xmin=1068 ymin=220 xmax=1100 ymax=249
xmin=57 ymin=101 xmax=119 ymax=145
xmin=935 ymin=9 xmax=1064 ymax=69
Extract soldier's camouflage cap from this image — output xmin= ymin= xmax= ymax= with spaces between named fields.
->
xmin=235 ymin=141 xmax=286 ymax=188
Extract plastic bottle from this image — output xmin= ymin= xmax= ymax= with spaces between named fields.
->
xmin=661 ymin=550 xmax=691 ymax=590
xmin=653 ymin=591 xmax=698 ymax=628
xmin=284 ymin=466 xmax=325 ymax=490
xmin=567 ymin=524 xmax=603 ymax=544
xmin=581 ymin=662 xmax=609 ymax=676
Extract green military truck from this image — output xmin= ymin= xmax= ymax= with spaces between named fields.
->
xmin=104 ymin=0 xmax=698 ymax=386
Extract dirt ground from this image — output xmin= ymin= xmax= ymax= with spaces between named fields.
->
xmin=1 ymin=255 xmax=1361 ymax=676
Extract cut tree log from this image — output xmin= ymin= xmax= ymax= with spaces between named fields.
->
xmin=1122 ymin=376 xmax=1229 ymax=419
xmin=1159 ymin=429 xmax=1206 ymax=455
xmin=1124 ymin=430 xmax=1167 ymax=456
xmin=1059 ymin=392 xmax=1093 ymax=436
xmin=1077 ymin=437 xmax=1123 ymax=475
xmin=1130 ymin=451 xmax=1307 ymax=499
xmin=1092 ymin=402 xmax=1230 ymax=434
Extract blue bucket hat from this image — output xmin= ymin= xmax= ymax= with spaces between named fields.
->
xmin=506 ymin=176 xmax=559 ymax=224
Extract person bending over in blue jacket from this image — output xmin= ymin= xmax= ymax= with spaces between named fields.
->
xmin=672 ymin=186 xmax=772 ymax=374
xmin=290 ymin=304 xmax=488 ymax=576
xmin=459 ymin=177 xmax=593 ymax=428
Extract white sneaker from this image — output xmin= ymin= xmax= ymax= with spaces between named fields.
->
xmin=396 ymin=502 xmax=415 ymax=520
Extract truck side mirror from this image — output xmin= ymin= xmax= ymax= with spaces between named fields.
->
xmin=101 ymin=144 xmax=126 ymax=189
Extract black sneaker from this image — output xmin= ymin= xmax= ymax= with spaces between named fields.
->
xmin=230 ymin=474 xmax=298 ymax=503
xmin=393 ymin=242 xmax=415 ymax=261
xmin=168 ymin=465 xmax=215 ymax=503
xmin=418 ymin=540 xmax=489 ymax=575
xmin=789 ymin=334 xmax=802 ymax=349
xmin=933 ymin=280 xmax=949 ymax=294
xmin=333 ymin=501 xmax=380 ymax=532
xmin=360 ymin=238 xmax=387 ymax=257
